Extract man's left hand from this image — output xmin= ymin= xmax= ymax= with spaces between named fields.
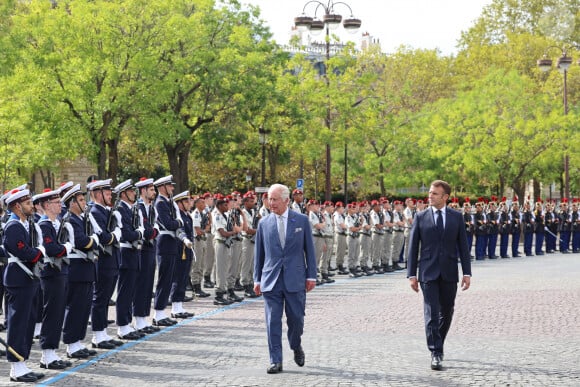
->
xmin=305 ymin=280 xmax=316 ymax=292
xmin=461 ymin=275 xmax=471 ymax=291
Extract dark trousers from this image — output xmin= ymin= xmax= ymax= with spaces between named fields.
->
xmin=573 ymin=230 xmax=580 ymax=252
xmin=154 ymin=254 xmax=176 ymax=310
xmin=511 ymin=232 xmax=521 ymax=257
xmin=560 ymin=231 xmax=571 ymax=252
xmin=499 ymin=233 xmax=509 ymax=257
xmin=466 ymin=233 xmax=473 ymax=256
xmin=91 ymin=274 xmax=117 ymax=331
xmin=486 ymin=233 xmax=498 ymax=257
xmin=535 ymin=232 xmax=545 ymax=254
xmin=5 ymin=279 xmax=40 ymax=362
xmin=62 ymin=281 xmax=93 ymax=345
xmin=523 ymin=232 xmax=533 ymax=255
xmin=475 ymin=235 xmax=486 ymax=259
xmin=262 ymin=274 xmax=306 ymax=364
xmin=39 ymin=274 xmax=68 ymax=349
xmin=133 ymin=247 xmax=156 ymax=317
xmin=420 ymin=277 xmax=457 ymax=357
xmin=170 ymin=257 xmax=193 ymax=303
xmin=545 ymin=230 xmax=556 ymax=252
xmin=116 ymin=268 xmax=139 ymax=326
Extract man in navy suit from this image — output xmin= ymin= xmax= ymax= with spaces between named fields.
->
xmin=253 ymin=184 xmax=317 ymax=374
xmin=407 ymin=180 xmax=472 ymax=371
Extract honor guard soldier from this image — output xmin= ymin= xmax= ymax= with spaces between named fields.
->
xmin=227 ymin=193 xmax=246 ymax=299
xmin=358 ymin=201 xmax=374 ymax=276
xmin=320 ymin=201 xmax=335 ymax=282
xmin=259 ymin=193 xmax=271 ymax=218
xmin=381 ymin=199 xmax=395 ymax=272
xmin=169 ymin=191 xmax=195 ymax=318
xmin=571 ymin=199 xmax=580 ymax=253
xmin=486 ymin=197 xmax=499 ymax=259
xmin=558 ymin=198 xmax=571 ymax=253
xmin=212 ymin=197 xmax=241 ymax=305
xmin=34 ymin=189 xmax=74 ymax=370
xmin=240 ymin=192 xmax=259 ymax=298
xmin=498 ymin=197 xmax=511 ymax=258
xmin=203 ymin=193 xmax=216 ymax=289
xmin=307 ymin=200 xmax=326 ymax=284
xmin=401 ymin=198 xmax=415 ymax=267
xmin=544 ymin=200 xmax=558 ymax=253
xmin=57 ymin=181 xmax=74 ymax=220
xmin=152 ymin=175 xmax=186 ymax=325
xmin=291 ymin=189 xmax=305 ymax=213
xmin=510 ymin=199 xmax=522 ymax=257
xmin=133 ymin=178 xmax=160 ymax=333
xmin=332 ymin=202 xmax=349 ymax=275
xmin=534 ymin=199 xmax=546 ymax=256
xmin=113 ymin=180 xmax=146 ymax=340
xmin=3 ymin=189 xmax=46 ymax=383
xmin=370 ymin=200 xmax=385 ymax=274
xmin=191 ymin=196 xmax=211 ymax=298
xmin=462 ymin=198 xmax=474 ymax=257
xmin=522 ymin=200 xmax=534 ymax=256
xmin=474 ymin=198 xmax=487 ymax=260
xmin=87 ymin=179 xmax=123 ymax=349
xmin=391 ymin=201 xmax=406 ymax=270
xmin=60 ymin=185 xmax=99 ymax=360
xmin=345 ymin=203 xmax=362 ymax=277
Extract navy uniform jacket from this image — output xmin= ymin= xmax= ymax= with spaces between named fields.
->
xmin=138 ymin=200 xmax=158 ymax=249
xmin=90 ymin=203 xmax=119 ymax=273
xmin=155 ymin=195 xmax=181 ymax=256
xmin=179 ymin=209 xmax=194 ymax=261
xmin=118 ymin=201 xmax=142 ymax=270
xmin=407 ymin=207 xmax=471 ymax=283
xmin=68 ymin=213 xmax=97 ymax=283
xmin=38 ymin=216 xmax=69 ymax=277
xmin=2 ymin=215 xmax=43 ymax=287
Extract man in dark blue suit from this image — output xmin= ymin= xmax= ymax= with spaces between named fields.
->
xmin=407 ymin=180 xmax=472 ymax=371
xmin=253 ymin=184 xmax=317 ymax=374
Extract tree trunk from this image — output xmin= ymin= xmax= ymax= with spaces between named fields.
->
xmin=165 ymin=140 xmax=191 ymax=192
xmin=97 ymin=137 xmax=107 ymax=179
xmin=378 ymin=161 xmax=385 ymax=196
xmin=107 ymin=138 xmax=119 ymax=184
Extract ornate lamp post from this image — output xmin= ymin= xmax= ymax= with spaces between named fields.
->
xmin=258 ymin=126 xmax=269 ymax=186
xmin=537 ymin=46 xmax=579 ymax=200
xmin=294 ymin=1 xmax=361 ymax=201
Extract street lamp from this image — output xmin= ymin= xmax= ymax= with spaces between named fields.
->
xmin=258 ymin=126 xmax=269 ymax=186
xmin=294 ymin=0 xmax=361 ymax=201
xmin=537 ymin=46 xmax=579 ymax=200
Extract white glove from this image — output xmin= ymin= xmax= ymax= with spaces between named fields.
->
xmin=136 ymin=226 xmax=145 ymax=238
xmin=90 ymin=234 xmax=100 ymax=246
xmin=112 ymin=227 xmax=122 ymax=243
xmin=113 ymin=210 xmax=123 ymax=228
xmin=89 ymin=214 xmax=103 ymax=235
xmin=183 ymin=238 xmax=193 ymax=249
xmin=37 ymin=245 xmax=47 ymax=258
xmin=64 ymin=242 xmax=73 ymax=254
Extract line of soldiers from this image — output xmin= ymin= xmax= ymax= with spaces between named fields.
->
xmin=459 ymin=196 xmax=580 ymax=260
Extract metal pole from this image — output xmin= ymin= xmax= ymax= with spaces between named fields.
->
xmin=261 ymin=142 xmax=266 ymax=186
xmin=344 ymin=142 xmax=348 ymax=204
xmin=564 ymin=69 xmax=569 ymax=201
xmin=324 ymin=23 xmax=332 ymax=201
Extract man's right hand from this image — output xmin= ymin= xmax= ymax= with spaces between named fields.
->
xmin=253 ymin=283 xmax=261 ymax=296
xmin=409 ymin=277 xmax=419 ymax=293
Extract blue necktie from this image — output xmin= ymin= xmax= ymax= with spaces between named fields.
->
xmin=437 ymin=210 xmax=443 ymax=232
xmin=278 ymin=216 xmax=285 ymax=248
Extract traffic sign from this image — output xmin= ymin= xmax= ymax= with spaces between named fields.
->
xmin=296 ymin=179 xmax=304 ymax=190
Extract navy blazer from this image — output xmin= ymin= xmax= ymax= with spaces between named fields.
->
xmin=91 ymin=203 xmax=119 ymax=273
xmin=137 ymin=201 xmax=158 ymax=249
xmin=2 ymin=216 xmax=43 ymax=287
xmin=407 ymin=207 xmax=471 ymax=283
xmin=118 ymin=201 xmax=141 ymax=270
xmin=155 ymin=195 xmax=181 ymax=256
xmin=38 ymin=217 xmax=69 ymax=278
xmin=67 ymin=213 xmax=97 ymax=283
xmin=254 ymin=209 xmax=317 ymax=293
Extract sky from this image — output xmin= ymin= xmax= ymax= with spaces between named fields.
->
xmin=243 ymin=0 xmax=493 ymax=55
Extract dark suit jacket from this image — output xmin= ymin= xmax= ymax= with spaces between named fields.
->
xmin=407 ymin=206 xmax=471 ymax=282
xmin=254 ymin=209 xmax=317 ymax=293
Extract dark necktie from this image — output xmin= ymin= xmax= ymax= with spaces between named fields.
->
xmin=278 ymin=215 xmax=285 ymax=248
xmin=437 ymin=210 xmax=443 ymax=232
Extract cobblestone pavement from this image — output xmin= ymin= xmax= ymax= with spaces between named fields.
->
xmin=1 ymin=253 xmax=579 ymax=386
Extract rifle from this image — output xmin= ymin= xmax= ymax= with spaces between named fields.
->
xmin=28 ymin=216 xmax=43 ymax=277
xmin=196 ymin=211 xmax=208 ymax=241
xmin=167 ymin=194 xmax=189 ymax=244
xmin=131 ymin=204 xmax=144 ymax=250
xmin=83 ymin=204 xmax=99 ymax=262
xmin=350 ymin=214 xmax=360 ymax=238
xmin=224 ymin=210 xmax=234 ymax=248
xmin=233 ymin=208 xmax=243 ymax=241
xmin=249 ymin=209 xmax=260 ymax=243
xmin=107 ymin=195 xmax=121 ymax=234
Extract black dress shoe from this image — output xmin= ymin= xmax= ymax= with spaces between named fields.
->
xmin=108 ymin=338 xmax=124 ymax=346
xmin=171 ymin=312 xmax=194 ymax=319
xmin=40 ymin=360 xmax=67 ymax=370
xmin=92 ymin=340 xmax=116 ymax=349
xmin=431 ymin=355 xmax=443 ymax=370
xmin=59 ymin=359 xmax=73 ymax=367
xmin=183 ymin=296 xmax=194 ymax=302
xmin=68 ymin=349 xmax=90 ymax=359
xmin=10 ymin=372 xmax=39 ymax=383
xmin=266 ymin=362 xmax=283 ymax=374
xmin=152 ymin=318 xmax=173 ymax=326
xmin=294 ymin=346 xmax=305 ymax=367
xmin=81 ymin=348 xmax=97 ymax=357
xmin=138 ymin=326 xmax=156 ymax=334
xmin=118 ymin=331 xmax=142 ymax=340
xmin=148 ymin=325 xmax=161 ymax=332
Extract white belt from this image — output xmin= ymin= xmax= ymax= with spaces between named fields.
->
xmin=67 ymin=249 xmax=88 ymax=259
xmin=120 ymin=242 xmax=134 ymax=249
xmin=159 ymin=230 xmax=176 ymax=238
xmin=8 ymin=256 xmax=34 ymax=277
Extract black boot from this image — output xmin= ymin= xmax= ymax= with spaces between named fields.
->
xmin=337 ymin=265 xmax=350 ymax=275
xmin=203 ymin=275 xmax=215 ymax=289
xmin=322 ymin=273 xmax=335 ymax=283
xmin=193 ymin=284 xmax=210 ymax=298
xmin=234 ymin=279 xmax=244 ymax=291
xmin=244 ymin=284 xmax=259 ymax=298
xmin=186 ymin=276 xmax=193 ymax=291
xmin=349 ymin=268 xmax=362 ymax=278
xmin=227 ymin=289 xmax=244 ymax=303
xmin=214 ymin=291 xmax=233 ymax=306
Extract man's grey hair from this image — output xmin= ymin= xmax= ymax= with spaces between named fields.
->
xmin=268 ymin=184 xmax=290 ymax=200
